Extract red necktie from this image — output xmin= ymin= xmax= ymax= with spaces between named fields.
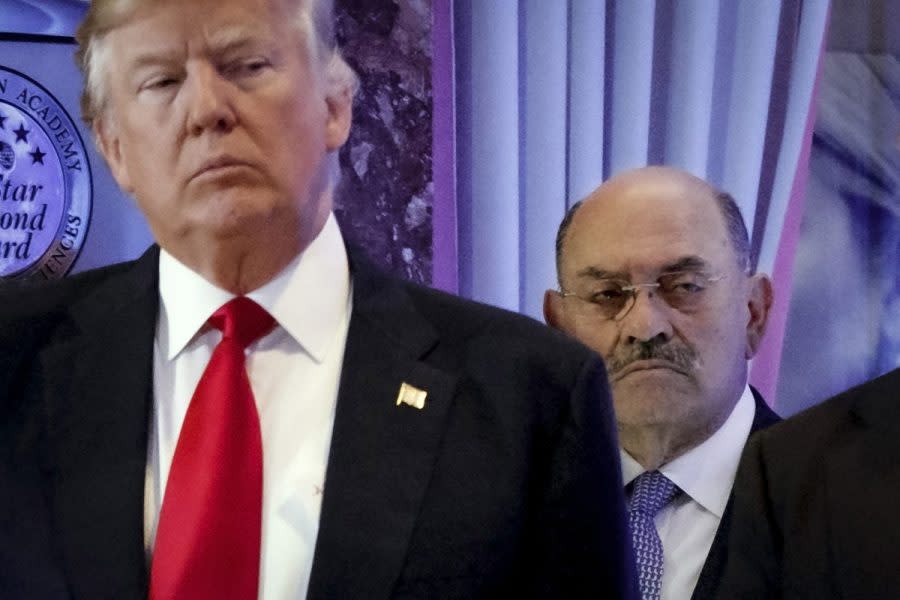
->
xmin=150 ymin=297 xmax=275 ymax=600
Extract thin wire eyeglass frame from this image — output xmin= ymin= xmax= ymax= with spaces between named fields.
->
xmin=556 ymin=271 xmax=727 ymax=322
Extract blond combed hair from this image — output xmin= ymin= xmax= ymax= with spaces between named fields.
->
xmin=74 ymin=0 xmax=358 ymax=129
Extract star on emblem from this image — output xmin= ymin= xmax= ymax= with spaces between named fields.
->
xmin=29 ymin=146 xmax=46 ymax=165
xmin=13 ymin=123 xmax=30 ymax=144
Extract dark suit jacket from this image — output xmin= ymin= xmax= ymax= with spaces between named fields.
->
xmin=716 ymin=366 xmax=900 ymax=599
xmin=690 ymin=387 xmax=780 ymax=600
xmin=0 ymin=246 xmax=637 ymax=600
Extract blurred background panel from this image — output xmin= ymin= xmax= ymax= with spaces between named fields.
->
xmin=0 ymin=0 xmax=87 ymax=37
xmin=777 ymin=0 xmax=900 ymax=415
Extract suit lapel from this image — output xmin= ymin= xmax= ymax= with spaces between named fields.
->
xmin=748 ymin=386 xmax=781 ymax=431
xmin=41 ymin=248 xmax=159 ymax=600
xmin=691 ymin=388 xmax=781 ymax=600
xmin=307 ymin=264 xmax=458 ymax=600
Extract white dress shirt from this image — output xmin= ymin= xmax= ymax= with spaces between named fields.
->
xmin=621 ymin=384 xmax=755 ymax=600
xmin=145 ymin=214 xmax=351 ymax=599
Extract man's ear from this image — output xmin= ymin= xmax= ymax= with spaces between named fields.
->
xmin=544 ymin=289 xmax=567 ymax=330
xmin=744 ymin=273 xmax=774 ymax=358
xmin=324 ymin=84 xmax=353 ymax=152
xmin=94 ymin=117 xmax=134 ymax=193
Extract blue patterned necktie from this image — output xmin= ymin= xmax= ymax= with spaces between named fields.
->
xmin=628 ymin=470 xmax=680 ymax=600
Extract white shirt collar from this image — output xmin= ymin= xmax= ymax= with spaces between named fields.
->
xmin=157 ymin=213 xmax=350 ymax=363
xmin=621 ymin=383 xmax=756 ymax=518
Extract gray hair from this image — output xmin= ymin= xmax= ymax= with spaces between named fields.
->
xmin=74 ymin=0 xmax=358 ymax=128
xmin=554 ymin=188 xmax=752 ymax=286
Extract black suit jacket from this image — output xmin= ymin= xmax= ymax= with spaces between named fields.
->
xmin=0 ymin=246 xmax=637 ymax=599
xmin=690 ymin=387 xmax=780 ymax=600
xmin=716 ymin=366 xmax=900 ymax=599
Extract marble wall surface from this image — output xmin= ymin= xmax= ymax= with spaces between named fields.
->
xmin=334 ymin=0 xmax=433 ymax=284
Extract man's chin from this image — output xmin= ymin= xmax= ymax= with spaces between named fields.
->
xmin=193 ymin=194 xmax=281 ymax=234
xmin=612 ymin=375 xmax=697 ymax=413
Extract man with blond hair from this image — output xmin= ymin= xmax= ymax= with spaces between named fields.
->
xmin=0 ymin=1 xmax=635 ymax=598
xmin=545 ymin=166 xmax=779 ymax=600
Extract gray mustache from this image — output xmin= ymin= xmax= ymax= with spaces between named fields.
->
xmin=607 ymin=341 xmax=697 ymax=375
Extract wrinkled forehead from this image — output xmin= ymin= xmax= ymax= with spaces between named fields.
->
xmin=563 ymin=182 xmax=735 ymax=280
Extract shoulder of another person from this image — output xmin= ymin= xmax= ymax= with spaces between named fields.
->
xmin=750 ymin=378 xmax=880 ymax=481
xmin=0 ymin=253 xmax=155 ymax=367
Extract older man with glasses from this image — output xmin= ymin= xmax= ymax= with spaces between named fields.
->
xmin=544 ymin=165 xmax=780 ymax=600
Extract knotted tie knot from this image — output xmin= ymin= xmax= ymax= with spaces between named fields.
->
xmin=209 ymin=297 xmax=275 ymax=350
xmin=629 ymin=470 xmax=680 ymax=517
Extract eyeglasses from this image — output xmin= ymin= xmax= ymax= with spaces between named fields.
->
xmin=558 ymin=270 xmax=725 ymax=321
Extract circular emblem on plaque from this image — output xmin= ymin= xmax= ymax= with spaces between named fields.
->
xmin=0 ymin=66 xmax=91 ymax=282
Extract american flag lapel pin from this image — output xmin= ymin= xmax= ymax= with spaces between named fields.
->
xmin=396 ymin=382 xmax=427 ymax=409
